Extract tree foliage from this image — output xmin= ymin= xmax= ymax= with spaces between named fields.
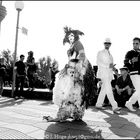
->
xmin=37 ymin=56 xmax=59 ymax=86
xmin=0 ymin=49 xmax=60 ymax=88
xmin=1 ymin=49 xmax=14 ymax=66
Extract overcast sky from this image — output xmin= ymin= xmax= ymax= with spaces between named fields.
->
xmin=1 ymin=1 xmax=140 ymax=70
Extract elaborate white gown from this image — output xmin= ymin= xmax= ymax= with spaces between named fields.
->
xmin=52 ymin=63 xmax=85 ymax=121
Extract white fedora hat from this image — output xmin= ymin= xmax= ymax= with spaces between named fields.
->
xmin=104 ymin=38 xmax=111 ymax=43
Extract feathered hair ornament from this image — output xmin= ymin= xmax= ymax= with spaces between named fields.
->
xmin=63 ymin=26 xmax=84 ymax=45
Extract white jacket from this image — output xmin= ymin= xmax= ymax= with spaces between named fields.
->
xmin=96 ymin=49 xmax=114 ymax=80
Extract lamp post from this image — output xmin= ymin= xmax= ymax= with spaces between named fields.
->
xmin=11 ymin=1 xmax=24 ymax=97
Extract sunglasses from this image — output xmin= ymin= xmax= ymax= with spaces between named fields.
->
xmin=104 ymin=42 xmax=111 ymax=45
xmin=133 ymin=43 xmax=139 ymax=45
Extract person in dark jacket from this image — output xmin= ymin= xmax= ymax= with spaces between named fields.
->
xmin=115 ymin=67 xmax=134 ymax=107
xmin=124 ymin=37 xmax=140 ymax=111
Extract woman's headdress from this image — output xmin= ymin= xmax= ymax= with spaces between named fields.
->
xmin=63 ymin=26 xmax=84 ymax=45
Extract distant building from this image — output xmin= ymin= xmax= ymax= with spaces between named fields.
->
xmin=0 ymin=1 xmax=7 ymax=31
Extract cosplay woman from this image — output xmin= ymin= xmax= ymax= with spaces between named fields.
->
xmin=43 ymin=26 xmax=97 ymax=122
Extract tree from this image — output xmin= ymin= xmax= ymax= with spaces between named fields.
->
xmin=37 ymin=56 xmax=52 ymax=87
xmin=1 ymin=49 xmax=18 ymax=67
xmin=0 ymin=49 xmax=15 ymax=86
xmin=1 ymin=49 xmax=13 ymax=66
xmin=0 ymin=49 xmax=60 ymax=88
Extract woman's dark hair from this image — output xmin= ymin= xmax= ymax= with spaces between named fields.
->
xmin=28 ymin=51 xmax=34 ymax=57
xmin=63 ymin=26 xmax=84 ymax=45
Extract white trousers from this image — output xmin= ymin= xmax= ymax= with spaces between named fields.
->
xmin=127 ymin=75 xmax=140 ymax=105
xmin=96 ymin=78 xmax=118 ymax=110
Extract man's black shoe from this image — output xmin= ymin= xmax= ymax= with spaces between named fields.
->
xmin=14 ymin=96 xmax=19 ymax=100
xmin=95 ymin=106 xmax=106 ymax=110
xmin=19 ymin=96 xmax=24 ymax=99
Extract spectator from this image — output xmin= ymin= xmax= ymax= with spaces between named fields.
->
xmin=111 ymin=68 xmax=119 ymax=89
xmin=49 ymin=64 xmax=59 ymax=90
xmin=4 ymin=63 xmax=12 ymax=87
xmin=14 ymin=55 xmax=26 ymax=99
xmin=0 ymin=58 xmax=7 ymax=97
xmin=115 ymin=67 xmax=134 ymax=107
xmin=26 ymin=51 xmax=34 ymax=65
xmin=124 ymin=37 xmax=140 ymax=111
xmin=27 ymin=58 xmax=37 ymax=91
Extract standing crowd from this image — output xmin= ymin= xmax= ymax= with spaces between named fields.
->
xmin=13 ymin=51 xmax=39 ymax=99
xmin=0 ymin=51 xmax=38 ymax=99
xmin=14 ymin=51 xmax=38 ymax=99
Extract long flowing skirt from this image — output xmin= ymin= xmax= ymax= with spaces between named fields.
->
xmin=57 ymin=100 xmax=85 ymax=121
xmin=53 ymin=73 xmax=85 ymax=121
xmin=52 ymin=60 xmax=97 ymax=121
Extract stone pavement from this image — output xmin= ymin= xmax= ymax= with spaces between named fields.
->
xmin=0 ymin=97 xmax=140 ymax=139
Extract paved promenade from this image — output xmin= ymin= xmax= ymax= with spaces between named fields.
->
xmin=0 ymin=97 xmax=140 ymax=139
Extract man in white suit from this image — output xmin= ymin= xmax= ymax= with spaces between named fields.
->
xmin=95 ymin=38 xmax=121 ymax=114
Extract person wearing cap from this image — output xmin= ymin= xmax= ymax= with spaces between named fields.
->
xmin=124 ymin=37 xmax=140 ymax=111
xmin=95 ymin=38 xmax=121 ymax=114
xmin=115 ymin=67 xmax=134 ymax=107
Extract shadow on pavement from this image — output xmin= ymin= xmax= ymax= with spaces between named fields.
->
xmin=99 ymin=109 xmax=140 ymax=138
xmin=0 ymin=97 xmax=25 ymax=108
xmin=40 ymin=100 xmax=53 ymax=106
xmin=88 ymin=106 xmax=99 ymax=113
xmin=44 ymin=120 xmax=104 ymax=139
